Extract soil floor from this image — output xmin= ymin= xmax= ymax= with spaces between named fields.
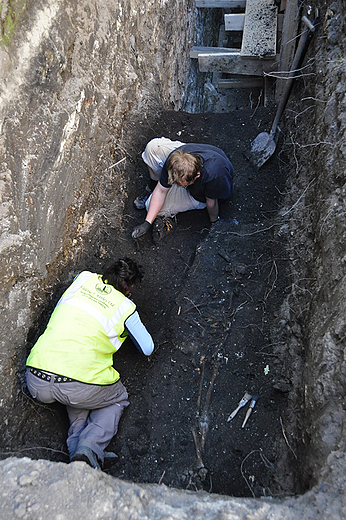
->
xmin=14 ymin=106 xmax=298 ymax=499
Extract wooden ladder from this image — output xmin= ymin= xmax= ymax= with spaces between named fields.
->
xmin=191 ymin=0 xmax=281 ymax=96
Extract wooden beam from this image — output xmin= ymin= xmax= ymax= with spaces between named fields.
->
xmin=218 ymin=77 xmax=264 ymax=88
xmin=190 ymin=46 xmax=241 ymax=58
xmin=225 ymin=13 xmax=284 ymax=32
xmin=195 ymin=0 xmax=246 ymax=7
xmin=198 ymin=52 xmax=279 ymax=75
xmin=241 ymin=0 xmax=278 ymax=57
xmin=275 ymin=1 xmax=299 ymax=100
xmin=224 ymin=13 xmax=245 ymax=31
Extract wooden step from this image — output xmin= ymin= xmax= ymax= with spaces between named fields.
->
xmin=240 ymin=0 xmax=278 ymax=57
xmin=195 ymin=0 xmax=246 ymax=7
xmin=190 ymin=46 xmax=241 ymax=59
xmin=225 ymin=13 xmax=283 ymax=32
xmin=224 ymin=13 xmax=245 ymax=31
xmin=218 ymin=76 xmax=264 ymax=89
xmin=198 ymin=51 xmax=279 ymax=75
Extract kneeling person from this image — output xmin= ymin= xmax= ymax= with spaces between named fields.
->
xmin=132 ymin=142 xmax=234 ymax=239
xmin=26 ymin=258 xmax=154 ymax=470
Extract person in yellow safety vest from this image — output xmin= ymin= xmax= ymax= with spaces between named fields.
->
xmin=26 ymin=258 xmax=154 ymax=471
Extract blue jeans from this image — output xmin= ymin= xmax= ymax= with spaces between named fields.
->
xmin=26 ymin=368 xmax=129 ymax=463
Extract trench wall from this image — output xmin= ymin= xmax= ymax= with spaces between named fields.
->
xmin=280 ymin=0 xmax=346 ymax=489
xmin=0 ymin=0 xmax=216 ymax=444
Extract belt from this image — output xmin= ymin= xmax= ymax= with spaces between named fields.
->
xmin=29 ymin=367 xmax=76 ymax=383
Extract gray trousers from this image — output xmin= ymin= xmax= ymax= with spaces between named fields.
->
xmin=26 ymin=369 xmax=129 ymax=463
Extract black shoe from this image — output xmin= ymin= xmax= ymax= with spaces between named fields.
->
xmin=71 ymin=447 xmax=101 ymax=470
xmin=104 ymin=451 xmax=118 ymax=460
xmin=103 ymin=451 xmax=119 ymax=470
xmin=134 ymin=185 xmax=152 ymax=210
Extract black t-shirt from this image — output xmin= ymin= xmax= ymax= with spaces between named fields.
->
xmin=160 ymin=144 xmax=234 ymax=202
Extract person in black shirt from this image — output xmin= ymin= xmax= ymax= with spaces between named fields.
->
xmin=132 ymin=142 xmax=234 ymax=239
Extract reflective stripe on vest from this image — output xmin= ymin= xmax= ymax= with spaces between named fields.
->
xmin=57 ymin=272 xmax=134 ymax=350
xmin=57 ymin=271 xmax=93 ymax=304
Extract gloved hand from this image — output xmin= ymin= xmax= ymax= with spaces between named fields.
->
xmin=132 ymin=220 xmax=151 ymax=239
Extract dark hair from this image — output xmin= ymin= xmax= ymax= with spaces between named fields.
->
xmin=102 ymin=258 xmax=144 ymax=294
xmin=167 ymin=150 xmax=202 ymax=185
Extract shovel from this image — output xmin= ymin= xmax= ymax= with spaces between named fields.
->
xmin=244 ymin=15 xmax=317 ymax=169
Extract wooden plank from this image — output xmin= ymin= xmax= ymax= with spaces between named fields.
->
xmin=224 ymin=13 xmax=245 ymax=31
xmin=225 ymin=13 xmax=283 ymax=32
xmin=190 ymin=46 xmax=241 ymax=58
xmin=240 ymin=0 xmax=278 ymax=57
xmin=198 ymin=52 xmax=279 ymax=75
xmin=275 ymin=0 xmax=299 ymax=100
xmin=218 ymin=77 xmax=264 ymax=88
xmin=263 ymin=75 xmax=275 ymax=106
xmin=195 ymin=0 xmax=246 ymax=7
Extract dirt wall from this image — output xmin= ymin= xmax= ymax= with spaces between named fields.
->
xmin=0 ymin=0 xmax=214 ymax=444
xmin=277 ymin=0 xmax=346 ymax=489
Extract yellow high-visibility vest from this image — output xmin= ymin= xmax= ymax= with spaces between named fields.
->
xmin=26 ymin=271 xmax=136 ymax=385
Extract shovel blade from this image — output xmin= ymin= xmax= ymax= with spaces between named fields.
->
xmin=244 ymin=131 xmax=278 ymax=170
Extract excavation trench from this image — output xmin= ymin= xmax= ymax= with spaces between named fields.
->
xmin=1 ymin=0 xmax=346 ymax=508
xmin=20 ymin=106 xmax=296 ymax=498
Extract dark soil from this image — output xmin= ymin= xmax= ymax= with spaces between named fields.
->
xmin=14 ymin=107 xmax=296 ymax=498
xmin=103 ymin=107 xmax=294 ymax=497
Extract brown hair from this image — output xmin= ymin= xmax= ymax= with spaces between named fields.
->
xmin=167 ymin=150 xmax=202 ymax=185
xmin=102 ymin=258 xmax=144 ymax=294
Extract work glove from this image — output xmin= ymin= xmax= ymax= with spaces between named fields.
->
xmin=132 ymin=220 xmax=151 ymax=239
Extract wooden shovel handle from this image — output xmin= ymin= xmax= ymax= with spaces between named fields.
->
xmin=270 ymin=16 xmax=317 ymax=135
